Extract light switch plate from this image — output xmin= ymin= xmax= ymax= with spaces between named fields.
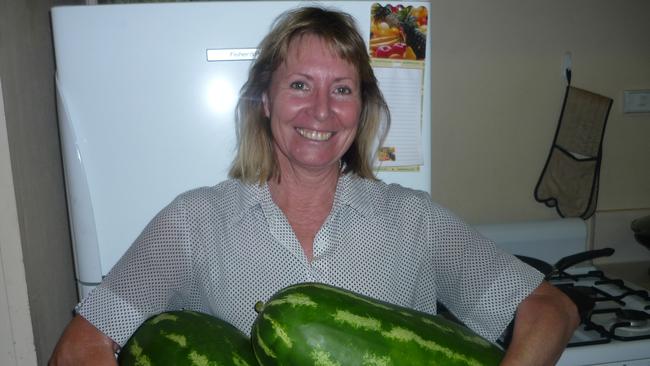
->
xmin=623 ymin=90 xmax=650 ymax=113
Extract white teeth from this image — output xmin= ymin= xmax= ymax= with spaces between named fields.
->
xmin=296 ymin=128 xmax=333 ymax=141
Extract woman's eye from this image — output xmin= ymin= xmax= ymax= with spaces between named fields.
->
xmin=335 ymin=86 xmax=353 ymax=95
xmin=290 ymin=81 xmax=307 ymax=90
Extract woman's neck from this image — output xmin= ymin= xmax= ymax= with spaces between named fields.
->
xmin=267 ymin=159 xmax=342 ymax=261
xmin=268 ymin=162 xmax=340 ymax=212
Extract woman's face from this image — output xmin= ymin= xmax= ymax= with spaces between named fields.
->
xmin=263 ymin=34 xmax=361 ymax=174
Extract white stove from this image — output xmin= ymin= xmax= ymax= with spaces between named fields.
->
xmin=553 ymin=266 xmax=650 ymax=366
xmin=475 ymin=219 xmax=650 ymax=366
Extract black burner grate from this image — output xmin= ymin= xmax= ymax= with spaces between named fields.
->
xmin=549 ymin=269 xmax=650 ymax=345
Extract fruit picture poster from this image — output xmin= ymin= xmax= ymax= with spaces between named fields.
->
xmin=370 ymin=3 xmax=427 ymax=61
xmin=369 ymin=3 xmax=428 ymax=170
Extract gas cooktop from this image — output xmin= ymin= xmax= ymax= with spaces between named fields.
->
xmin=552 ymin=266 xmax=650 ymax=365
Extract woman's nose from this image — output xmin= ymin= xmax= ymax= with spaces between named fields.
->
xmin=312 ymin=90 xmax=331 ymax=122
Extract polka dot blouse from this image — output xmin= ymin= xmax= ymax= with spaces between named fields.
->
xmin=76 ymin=173 xmax=544 ymax=346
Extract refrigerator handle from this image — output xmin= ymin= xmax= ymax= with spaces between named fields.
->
xmin=56 ymin=73 xmax=103 ymax=298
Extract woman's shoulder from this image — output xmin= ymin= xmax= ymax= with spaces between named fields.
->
xmin=348 ymin=175 xmax=431 ymax=202
xmin=351 ymin=176 xmax=475 ymax=239
xmin=346 ymin=175 xmax=448 ymax=216
xmin=171 ymin=179 xmax=261 ymax=217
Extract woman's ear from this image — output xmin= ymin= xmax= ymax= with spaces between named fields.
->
xmin=262 ymin=92 xmax=270 ymax=119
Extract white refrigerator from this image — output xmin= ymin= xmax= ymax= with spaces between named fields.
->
xmin=51 ymin=1 xmax=432 ymax=298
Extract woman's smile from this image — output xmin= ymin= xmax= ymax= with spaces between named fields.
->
xmin=295 ymin=127 xmax=334 ymax=141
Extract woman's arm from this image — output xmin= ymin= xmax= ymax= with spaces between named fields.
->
xmin=49 ymin=315 xmax=119 ymax=366
xmin=500 ymin=281 xmax=580 ymax=366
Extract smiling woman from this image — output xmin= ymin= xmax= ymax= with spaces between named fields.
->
xmin=50 ymin=6 xmax=577 ymax=366
xmin=262 ymin=34 xmax=362 ymax=175
xmin=229 ymin=6 xmax=390 ymax=184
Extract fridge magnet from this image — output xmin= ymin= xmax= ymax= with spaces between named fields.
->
xmin=369 ymin=3 xmax=427 ymax=61
xmin=378 ymin=147 xmax=397 ymax=162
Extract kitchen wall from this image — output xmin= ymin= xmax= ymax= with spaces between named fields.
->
xmin=428 ymin=0 xmax=650 ymax=262
xmin=0 ymin=79 xmax=38 ymax=366
xmin=0 ymin=0 xmax=83 ymax=364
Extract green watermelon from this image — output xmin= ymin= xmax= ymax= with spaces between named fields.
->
xmin=251 ymin=282 xmax=504 ymax=366
xmin=119 ymin=310 xmax=257 ymax=366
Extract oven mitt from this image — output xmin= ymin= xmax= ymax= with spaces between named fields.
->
xmin=534 ymin=86 xmax=612 ymax=219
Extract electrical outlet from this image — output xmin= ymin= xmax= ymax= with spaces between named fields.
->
xmin=624 ymin=90 xmax=650 ymax=113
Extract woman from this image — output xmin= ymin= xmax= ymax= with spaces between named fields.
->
xmin=50 ymin=6 xmax=578 ymax=366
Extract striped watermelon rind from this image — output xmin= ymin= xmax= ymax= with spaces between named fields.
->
xmin=119 ymin=310 xmax=257 ymax=366
xmin=251 ymin=282 xmax=504 ymax=366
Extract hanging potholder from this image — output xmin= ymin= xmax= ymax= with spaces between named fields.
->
xmin=534 ymin=86 xmax=612 ymax=219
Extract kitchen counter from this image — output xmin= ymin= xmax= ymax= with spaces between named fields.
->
xmin=596 ymin=261 xmax=650 ymax=290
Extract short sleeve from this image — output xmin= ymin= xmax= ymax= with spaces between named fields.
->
xmin=75 ymin=196 xmax=195 ymax=346
xmin=426 ymin=206 xmax=545 ymax=341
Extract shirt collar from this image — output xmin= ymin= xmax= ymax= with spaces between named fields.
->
xmin=337 ymin=173 xmax=375 ymax=218
xmin=228 ymin=173 xmax=377 ymax=227
xmin=228 ymin=180 xmax=265 ymax=227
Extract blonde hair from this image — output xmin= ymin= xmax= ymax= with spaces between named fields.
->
xmin=228 ymin=6 xmax=390 ymax=183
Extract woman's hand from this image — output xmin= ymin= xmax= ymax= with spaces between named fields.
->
xmin=49 ymin=315 xmax=119 ymax=366
xmin=500 ymin=281 xmax=580 ymax=366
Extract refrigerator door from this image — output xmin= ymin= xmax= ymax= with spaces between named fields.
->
xmin=51 ymin=1 xmax=430 ymax=297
